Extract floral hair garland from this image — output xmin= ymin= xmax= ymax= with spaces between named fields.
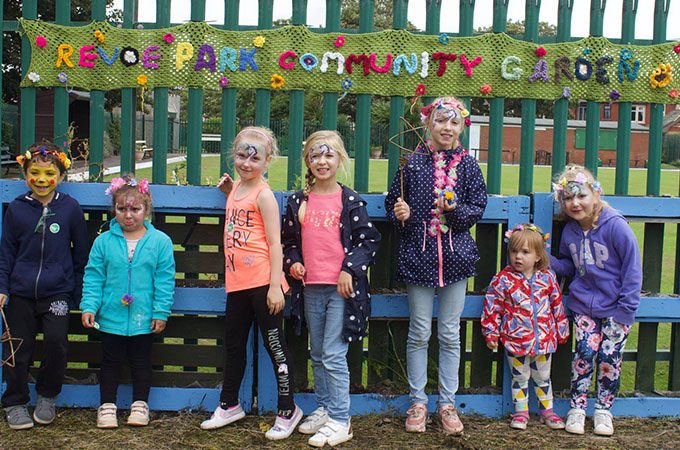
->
xmin=551 ymin=172 xmax=602 ymax=201
xmin=16 ymin=146 xmax=72 ymax=169
xmin=504 ymin=224 xmax=550 ymax=248
xmin=420 ymin=98 xmax=471 ymax=127
xmin=105 ymin=176 xmax=150 ymax=196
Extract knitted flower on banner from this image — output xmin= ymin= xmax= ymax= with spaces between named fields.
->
xmin=334 ymin=36 xmax=345 ymax=47
xmin=270 ymin=74 xmax=284 ymax=89
xmin=415 ymin=84 xmax=426 ymax=96
xmin=58 ymin=151 xmax=71 ymax=169
xmin=122 ymin=48 xmax=138 ymax=65
xmin=341 ymin=78 xmax=353 ymax=89
xmin=583 ymin=47 xmax=591 ymax=55
xmin=121 ymin=294 xmax=134 ymax=306
xmin=163 ymin=33 xmax=175 ymax=44
xmin=439 ymin=33 xmax=449 ymax=45
xmin=137 ymin=74 xmax=148 ymax=86
xmin=650 ymin=63 xmax=672 ymax=88
xmin=675 ymin=43 xmax=680 ymax=54
xmin=620 ymin=48 xmax=632 ymax=60
xmin=28 ymin=72 xmax=40 ymax=83
xmin=58 ymin=72 xmax=68 ymax=83
xmin=219 ymin=77 xmax=229 ymax=87
xmin=94 ymin=30 xmax=104 ymax=43
xmin=480 ymin=84 xmax=491 ymax=94
xmin=562 ymin=87 xmax=571 ymax=98
xmin=253 ymin=36 xmax=265 ymax=48
xmin=609 ymin=89 xmax=620 ymax=100
xmin=670 ymin=89 xmax=679 ymax=99
xmin=535 ymin=47 xmax=546 ymax=58
xmin=35 ymin=36 xmax=46 ymax=48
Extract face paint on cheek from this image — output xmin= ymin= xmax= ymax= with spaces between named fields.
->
xmin=50 ymin=180 xmax=55 ymax=185
xmin=30 ymin=179 xmax=35 ymax=184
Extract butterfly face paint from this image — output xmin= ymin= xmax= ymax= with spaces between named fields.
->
xmin=234 ymin=142 xmax=270 ymax=181
xmin=27 ymin=160 xmax=61 ymax=202
xmin=115 ymin=196 xmax=146 ymax=234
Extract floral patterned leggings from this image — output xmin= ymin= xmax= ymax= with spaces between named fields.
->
xmin=571 ymin=314 xmax=631 ymax=410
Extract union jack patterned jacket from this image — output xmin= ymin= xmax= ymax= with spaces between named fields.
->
xmin=481 ymin=266 xmax=569 ymax=356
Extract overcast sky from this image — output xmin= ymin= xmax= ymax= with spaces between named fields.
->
xmin=112 ymin=0 xmax=680 ymax=40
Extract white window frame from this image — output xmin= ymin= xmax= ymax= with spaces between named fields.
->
xmin=631 ymin=104 xmax=645 ymax=123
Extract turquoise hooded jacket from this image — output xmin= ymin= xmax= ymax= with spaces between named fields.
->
xmin=81 ymin=219 xmax=175 ymax=336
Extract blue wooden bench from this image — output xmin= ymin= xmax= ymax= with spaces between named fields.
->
xmin=1 ymin=180 xmax=678 ymax=417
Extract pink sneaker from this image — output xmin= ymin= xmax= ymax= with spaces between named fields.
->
xmin=200 ymin=404 xmax=246 ymax=430
xmin=405 ymin=403 xmax=427 ymax=432
xmin=438 ymin=404 xmax=464 ymax=434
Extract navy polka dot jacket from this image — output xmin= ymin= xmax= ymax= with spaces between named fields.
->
xmin=385 ymin=145 xmax=487 ymax=287
xmin=282 ymin=184 xmax=381 ymax=343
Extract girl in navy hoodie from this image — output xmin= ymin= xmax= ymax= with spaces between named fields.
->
xmin=551 ymin=165 xmax=641 ymax=437
xmin=0 ymin=143 xmax=88 ymax=429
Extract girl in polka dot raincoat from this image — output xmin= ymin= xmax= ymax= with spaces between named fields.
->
xmin=282 ymin=130 xmax=380 ymax=446
xmin=385 ymin=96 xmax=487 ymax=435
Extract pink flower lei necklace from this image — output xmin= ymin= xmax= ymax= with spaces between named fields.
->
xmin=428 ymin=140 xmax=467 ymax=236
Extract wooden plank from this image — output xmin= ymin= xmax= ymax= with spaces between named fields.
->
xmin=428 ymin=320 xmax=439 ymax=392
xmin=49 ymin=368 xmax=224 ymax=387
xmin=469 ymin=321 xmax=492 ymax=387
xmin=552 ymin=322 xmax=573 ymax=391
xmin=389 ymin=320 xmax=409 ymax=386
xmin=174 ymin=251 xmax=224 ymax=274
xmin=162 ymin=316 xmax=224 ymax=339
xmin=635 ymin=322 xmax=658 ymax=392
xmin=369 ymin=222 xmax=394 ymax=289
xmin=348 ymin=340 xmax=363 ymax=387
xmin=474 ymin=223 xmax=498 ymax=290
xmin=156 ymin=222 xmax=223 ymax=245
xmin=670 ymin=323 xmax=680 ymax=390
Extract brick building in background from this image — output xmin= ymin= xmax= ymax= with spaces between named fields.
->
xmin=470 ymin=102 xmax=680 ymax=167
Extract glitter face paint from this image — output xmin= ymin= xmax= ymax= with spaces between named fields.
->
xmin=234 ymin=141 xmax=270 ymax=181
xmin=115 ymin=196 xmax=146 ymax=234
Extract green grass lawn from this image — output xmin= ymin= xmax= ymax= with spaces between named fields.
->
xmin=117 ymin=156 xmax=679 ymax=391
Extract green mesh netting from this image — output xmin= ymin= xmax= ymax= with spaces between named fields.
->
xmin=18 ymin=19 xmax=680 ymax=104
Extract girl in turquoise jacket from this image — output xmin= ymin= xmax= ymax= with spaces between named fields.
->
xmin=80 ymin=176 xmax=175 ymax=429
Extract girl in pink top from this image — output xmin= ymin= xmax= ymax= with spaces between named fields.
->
xmin=200 ymin=127 xmax=301 ymax=440
xmin=282 ymin=131 xmax=381 ymax=447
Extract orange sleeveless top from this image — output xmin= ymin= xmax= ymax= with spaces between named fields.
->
xmin=224 ymin=180 xmax=272 ymax=293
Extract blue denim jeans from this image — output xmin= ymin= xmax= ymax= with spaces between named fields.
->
xmin=304 ymin=284 xmax=350 ymax=423
xmin=406 ymin=279 xmax=467 ymax=407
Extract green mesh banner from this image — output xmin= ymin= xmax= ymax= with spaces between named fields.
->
xmin=19 ymin=19 xmax=680 ymax=104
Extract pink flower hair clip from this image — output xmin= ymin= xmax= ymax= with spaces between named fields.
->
xmin=105 ymin=176 xmax=150 ymax=196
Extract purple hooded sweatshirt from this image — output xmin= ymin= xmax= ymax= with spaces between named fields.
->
xmin=550 ymin=207 xmax=641 ymax=325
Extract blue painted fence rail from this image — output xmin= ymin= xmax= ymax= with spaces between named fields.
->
xmin=1 ymin=180 xmax=679 ymax=417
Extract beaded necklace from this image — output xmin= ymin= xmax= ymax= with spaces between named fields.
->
xmin=428 ymin=142 xmax=467 ymax=237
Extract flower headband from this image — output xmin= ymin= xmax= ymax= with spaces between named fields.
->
xmin=16 ymin=146 xmax=72 ymax=169
xmin=504 ymin=224 xmax=550 ymax=248
xmin=552 ymin=172 xmax=602 ymax=200
xmin=105 ymin=177 xmax=150 ymax=196
xmin=420 ymin=98 xmax=471 ymax=127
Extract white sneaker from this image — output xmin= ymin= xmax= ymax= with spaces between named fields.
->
xmin=127 ymin=400 xmax=150 ymax=426
xmin=200 ymin=404 xmax=245 ymax=430
xmin=265 ymin=405 xmax=303 ymax=440
xmin=97 ymin=403 xmax=118 ymax=429
xmin=565 ymin=408 xmax=586 ymax=435
xmin=308 ymin=418 xmax=353 ymax=447
xmin=298 ymin=407 xmax=329 ymax=434
xmin=593 ymin=409 xmax=614 ymax=436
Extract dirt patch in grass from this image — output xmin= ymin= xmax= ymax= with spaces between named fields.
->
xmin=0 ymin=410 xmax=678 ymax=450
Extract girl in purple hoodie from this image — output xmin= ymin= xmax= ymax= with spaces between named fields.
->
xmin=550 ymin=166 xmax=641 ymax=437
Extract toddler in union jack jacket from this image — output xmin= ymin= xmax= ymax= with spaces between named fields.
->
xmin=481 ymin=223 xmax=569 ymax=431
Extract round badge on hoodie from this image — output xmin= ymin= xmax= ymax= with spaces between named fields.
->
xmin=49 ymin=223 xmax=60 ymax=234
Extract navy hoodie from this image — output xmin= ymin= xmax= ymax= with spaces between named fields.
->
xmin=0 ymin=191 xmax=89 ymax=307
xmin=550 ymin=207 xmax=642 ymax=325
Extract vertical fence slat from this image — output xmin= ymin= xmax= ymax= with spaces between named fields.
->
xmin=457 ymin=0 xmax=474 ymax=151
xmin=254 ymin=0 xmax=273 ymax=129
xmin=20 ymin=1 xmax=38 ymax=158
xmin=367 ymin=321 xmax=389 ymax=385
xmin=386 ymin=0 xmax=408 ymax=184
xmin=220 ymin=0 xmax=239 ymax=178
xmin=583 ymin=1 xmax=605 ymax=176
xmin=614 ymin=0 xmax=637 ymax=194
xmin=518 ymin=0 xmax=540 ymax=195
xmin=187 ymin=0 xmax=206 ymax=185
xmin=120 ymin=1 xmax=137 ymax=175
xmin=151 ymin=0 xmax=171 ymax=184
xmin=487 ymin=0 xmax=508 ymax=195
xmin=88 ymin=1 xmax=107 ymax=182
xmin=551 ymin=0 xmax=573 ymax=178
xmin=287 ymin=2 xmax=306 ymax=189
xmin=353 ymin=1 xmax=374 ymax=192
xmin=321 ymin=0 xmax=341 ymax=131
xmin=53 ymin=0 xmax=70 ymax=152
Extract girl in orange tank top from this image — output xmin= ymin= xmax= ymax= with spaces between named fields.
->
xmin=200 ymin=127 xmax=301 ymax=440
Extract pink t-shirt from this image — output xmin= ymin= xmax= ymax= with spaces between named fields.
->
xmin=301 ymin=191 xmax=345 ymax=285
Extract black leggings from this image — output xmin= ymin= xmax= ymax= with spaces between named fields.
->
xmin=99 ymin=332 xmax=153 ymax=404
xmin=221 ymin=285 xmax=294 ymax=416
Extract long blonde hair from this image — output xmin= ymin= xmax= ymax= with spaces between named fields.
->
xmin=553 ymin=165 xmax=610 ymax=225
xmin=301 ymin=130 xmax=349 ymax=196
